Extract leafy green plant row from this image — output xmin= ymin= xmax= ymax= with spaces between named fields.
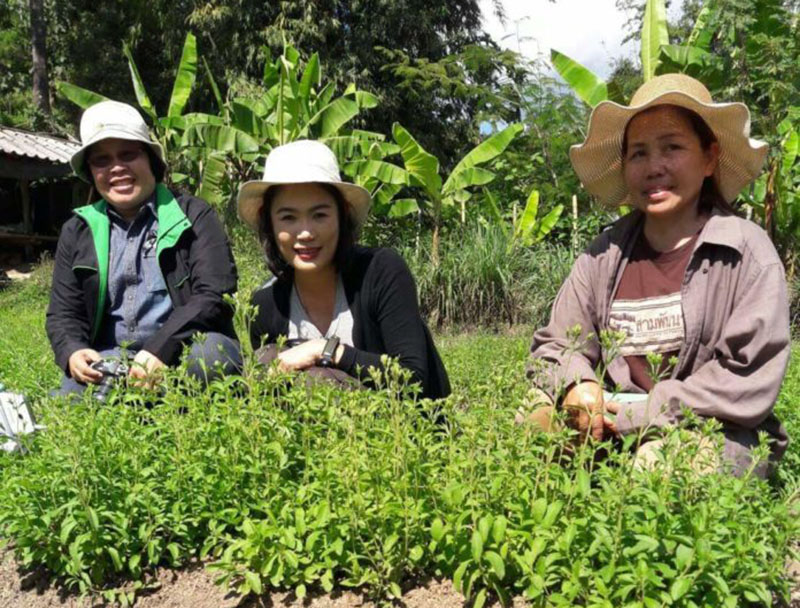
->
xmin=0 ymin=331 xmax=796 ymax=607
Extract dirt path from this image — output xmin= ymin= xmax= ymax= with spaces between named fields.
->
xmin=0 ymin=547 xmax=529 ymax=608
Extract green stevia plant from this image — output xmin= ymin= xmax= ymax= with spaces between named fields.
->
xmin=0 ymin=279 xmax=798 ymax=606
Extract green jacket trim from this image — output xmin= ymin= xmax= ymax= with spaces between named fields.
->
xmin=73 ymin=183 xmax=192 ymax=342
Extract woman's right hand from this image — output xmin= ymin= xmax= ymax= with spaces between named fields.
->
xmin=562 ymin=381 xmax=605 ymax=440
xmin=68 ymin=348 xmax=103 ymax=384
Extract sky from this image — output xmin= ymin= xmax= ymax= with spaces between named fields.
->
xmin=479 ymin=0 xmax=684 ymax=80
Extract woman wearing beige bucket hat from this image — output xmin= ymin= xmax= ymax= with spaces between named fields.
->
xmin=238 ymin=140 xmax=450 ymax=399
xmin=527 ymin=74 xmax=789 ymax=477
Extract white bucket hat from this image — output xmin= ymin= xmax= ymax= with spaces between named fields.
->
xmin=237 ymin=140 xmax=372 ymax=230
xmin=570 ymin=73 xmax=769 ymax=207
xmin=69 ymin=100 xmax=166 ymax=182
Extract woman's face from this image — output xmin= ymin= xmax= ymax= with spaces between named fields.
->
xmin=87 ymin=138 xmax=156 ymax=217
xmin=623 ymin=105 xmax=719 ymax=220
xmin=270 ymin=183 xmax=340 ymax=274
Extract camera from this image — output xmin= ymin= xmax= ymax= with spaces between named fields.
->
xmin=89 ymin=359 xmax=129 ymax=402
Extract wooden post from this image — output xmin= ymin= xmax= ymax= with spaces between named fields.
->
xmin=19 ymin=179 xmax=33 ymax=259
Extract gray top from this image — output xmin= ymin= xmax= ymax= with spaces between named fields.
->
xmin=288 ymin=275 xmax=354 ymax=346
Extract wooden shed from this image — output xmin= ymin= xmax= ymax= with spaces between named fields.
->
xmin=0 ymin=126 xmax=86 ymax=258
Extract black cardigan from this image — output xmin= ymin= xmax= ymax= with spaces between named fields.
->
xmin=249 ymin=246 xmax=450 ymax=399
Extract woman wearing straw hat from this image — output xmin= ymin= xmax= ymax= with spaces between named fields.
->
xmin=237 ymin=140 xmax=450 ymax=400
xmin=528 ymin=74 xmax=789 ymax=477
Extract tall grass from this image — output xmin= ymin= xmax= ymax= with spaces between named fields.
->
xmin=403 ymin=224 xmax=574 ymax=329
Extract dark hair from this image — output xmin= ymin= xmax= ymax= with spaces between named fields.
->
xmin=257 ymin=182 xmax=357 ymax=282
xmin=84 ymin=141 xmax=166 ymax=183
xmin=622 ymin=104 xmax=736 ymax=215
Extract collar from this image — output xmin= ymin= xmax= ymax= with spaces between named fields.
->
xmin=695 ymin=209 xmax=746 ymax=254
xmin=106 ymin=190 xmax=157 ymax=224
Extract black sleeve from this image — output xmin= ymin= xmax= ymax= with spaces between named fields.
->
xmin=337 ymin=249 xmax=430 ymax=391
xmin=249 ymin=286 xmax=280 ymax=350
xmin=142 ymin=201 xmax=238 ymax=363
xmin=45 ymin=220 xmax=92 ymax=373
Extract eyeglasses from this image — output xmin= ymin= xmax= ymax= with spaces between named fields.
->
xmin=86 ymin=147 xmax=146 ymax=169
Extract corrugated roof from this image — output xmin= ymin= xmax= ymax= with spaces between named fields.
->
xmin=0 ymin=125 xmax=80 ymax=164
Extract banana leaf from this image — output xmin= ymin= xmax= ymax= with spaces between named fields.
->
xmin=122 ymin=43 xmax=157 ymax=121
xmin=388 ymin=199 xmax=420 ymax=218
xmin=514 ymin=189 xmax=540 ymax=242
xmin=443 ymin=123 xmax=522 ymax=194
xmin=783 ymin=130 xmax=798 ymax=175
xmin=182 ymin=124 xmax=260 ymax=155
xmin=196 ymin=153 xmax=228 ymax=208
xmin=315 ymin=97 xmax=360 ymax=138
xmin=687 ymin=3 xmax=716 ymax=50
xmin=345 ymin=160 xmax=409 ymax=185
xmin=202 ymin=57 xmax=224 ymax=115
xmin=299 ymin=53 xmax=321 ymax=104
xmin=167 ymin=33 xmax=197 ymax=118
xmin=536 ymin=204 xmax=564 ymax=241
xmin=55 ymin=82 xmax=107 ymax=109
xmin=550 ymin=50 xmax=608 ymax=107
xmin=641 ymin=0 xmax=669 ymax=81
xmin=442 ymin=167 xmax=496 ymax=195
xmin=231 ymin=101 xmax=269 ymax=139
xmin=158 ymin=113 xmax=223 ymax=130
xmin=392 ymin=123 xmax=442 ymax=196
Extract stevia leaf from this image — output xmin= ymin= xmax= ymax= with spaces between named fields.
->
xmin=471 ymin=529 xmax=484 ymax=562
xmin=244 ymin=570 xmax=262 ymax=595
xmin=431 ymin=518 xmax=445 ymax=542
xmin=671 ymin=577 xmax=692 ymax=600
xmin=484 ymin=551 xmax=505 ymax=580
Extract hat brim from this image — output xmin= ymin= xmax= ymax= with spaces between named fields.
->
xmin=237 ymin=180 xmax=373 ymax=231
xmin=569 ymin=91 xmax=768 ymax=206
xmin=70 ymin=128 xmax=166 ymax=183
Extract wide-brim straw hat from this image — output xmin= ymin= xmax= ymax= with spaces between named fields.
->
xmin=569 ymin=73 xmax=768 ymax=207
xmin=70 ymin=100 xmax=166 ymax=183
xmin=237 ymin=140 xmax=372 ymax=230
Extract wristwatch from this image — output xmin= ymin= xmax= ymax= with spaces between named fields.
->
xmin=319 ymin=336 xmax=340 ymax=368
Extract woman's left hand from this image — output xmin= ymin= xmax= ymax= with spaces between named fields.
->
xmin=277 ymin=339 xmax=326 ymax=372
xmin=604 ymin=400 xmax=620 ymax=437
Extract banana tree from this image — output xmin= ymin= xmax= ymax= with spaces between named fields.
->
xmin=359 ymin=122 xmax=523 ymax=263
xmin=551 ymin=0 xmax=669 ymax=107
xmin=179 ymin=44 xmax=382 ymax=211
xmin=56 ymin=32 xmax=200 ymax=162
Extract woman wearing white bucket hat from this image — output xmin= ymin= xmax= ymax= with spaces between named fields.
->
xmin=527 ymin=74 xmax=790 ymax=477
xmin=47 ymin=100 xmax=241 ymax=396
xmin=238 ymin=140 xmax=450 ymax=399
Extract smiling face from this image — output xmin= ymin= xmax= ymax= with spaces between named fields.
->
xmin=269 ymin=183 xmax=340 ymax=275
xmin=623 ymin=105 xmax=719 ymax=221
xmin=87 ymin=138 xmax=156 ymax=219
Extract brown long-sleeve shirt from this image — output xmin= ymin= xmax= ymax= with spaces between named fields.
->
xmin=530 ymin=210 xmax=790 ymax=459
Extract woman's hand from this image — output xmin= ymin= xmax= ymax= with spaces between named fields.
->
xmin=603 ymin=400 xmax=620 ymax=437
xmin=129 ymin=349 xmax=165 ymax=388
xmin=277 ymin=339 xmax=327 ymax=372
xmin=68 ymin=348 xmax=103 ymax=384
xmin=562 ymin=381 xmax=605 ymax=440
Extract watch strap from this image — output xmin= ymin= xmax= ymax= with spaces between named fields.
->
xmin=319 ymin=336 xmax=340 ymax=368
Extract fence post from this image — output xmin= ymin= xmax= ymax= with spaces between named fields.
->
xmin=572 ymin=194 xmax=578 ymax=256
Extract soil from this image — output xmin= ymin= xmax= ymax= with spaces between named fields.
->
xmin=0 ymin=545 xmax=529 ymax=608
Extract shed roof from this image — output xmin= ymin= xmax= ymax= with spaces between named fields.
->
xmin=0 ymin=125 xmax=80 ymax=164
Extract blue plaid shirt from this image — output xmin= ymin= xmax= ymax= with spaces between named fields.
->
xmin=97 ymin=194 xmax=174 ymax=351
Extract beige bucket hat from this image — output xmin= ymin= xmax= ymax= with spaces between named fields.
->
xmin=69 ymin=100 xmax=166 ymax=182
xmin=569 ymin=73 xmax=768 ymax=207
xmin=237 ymin=140 xmax=372 ymax=230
